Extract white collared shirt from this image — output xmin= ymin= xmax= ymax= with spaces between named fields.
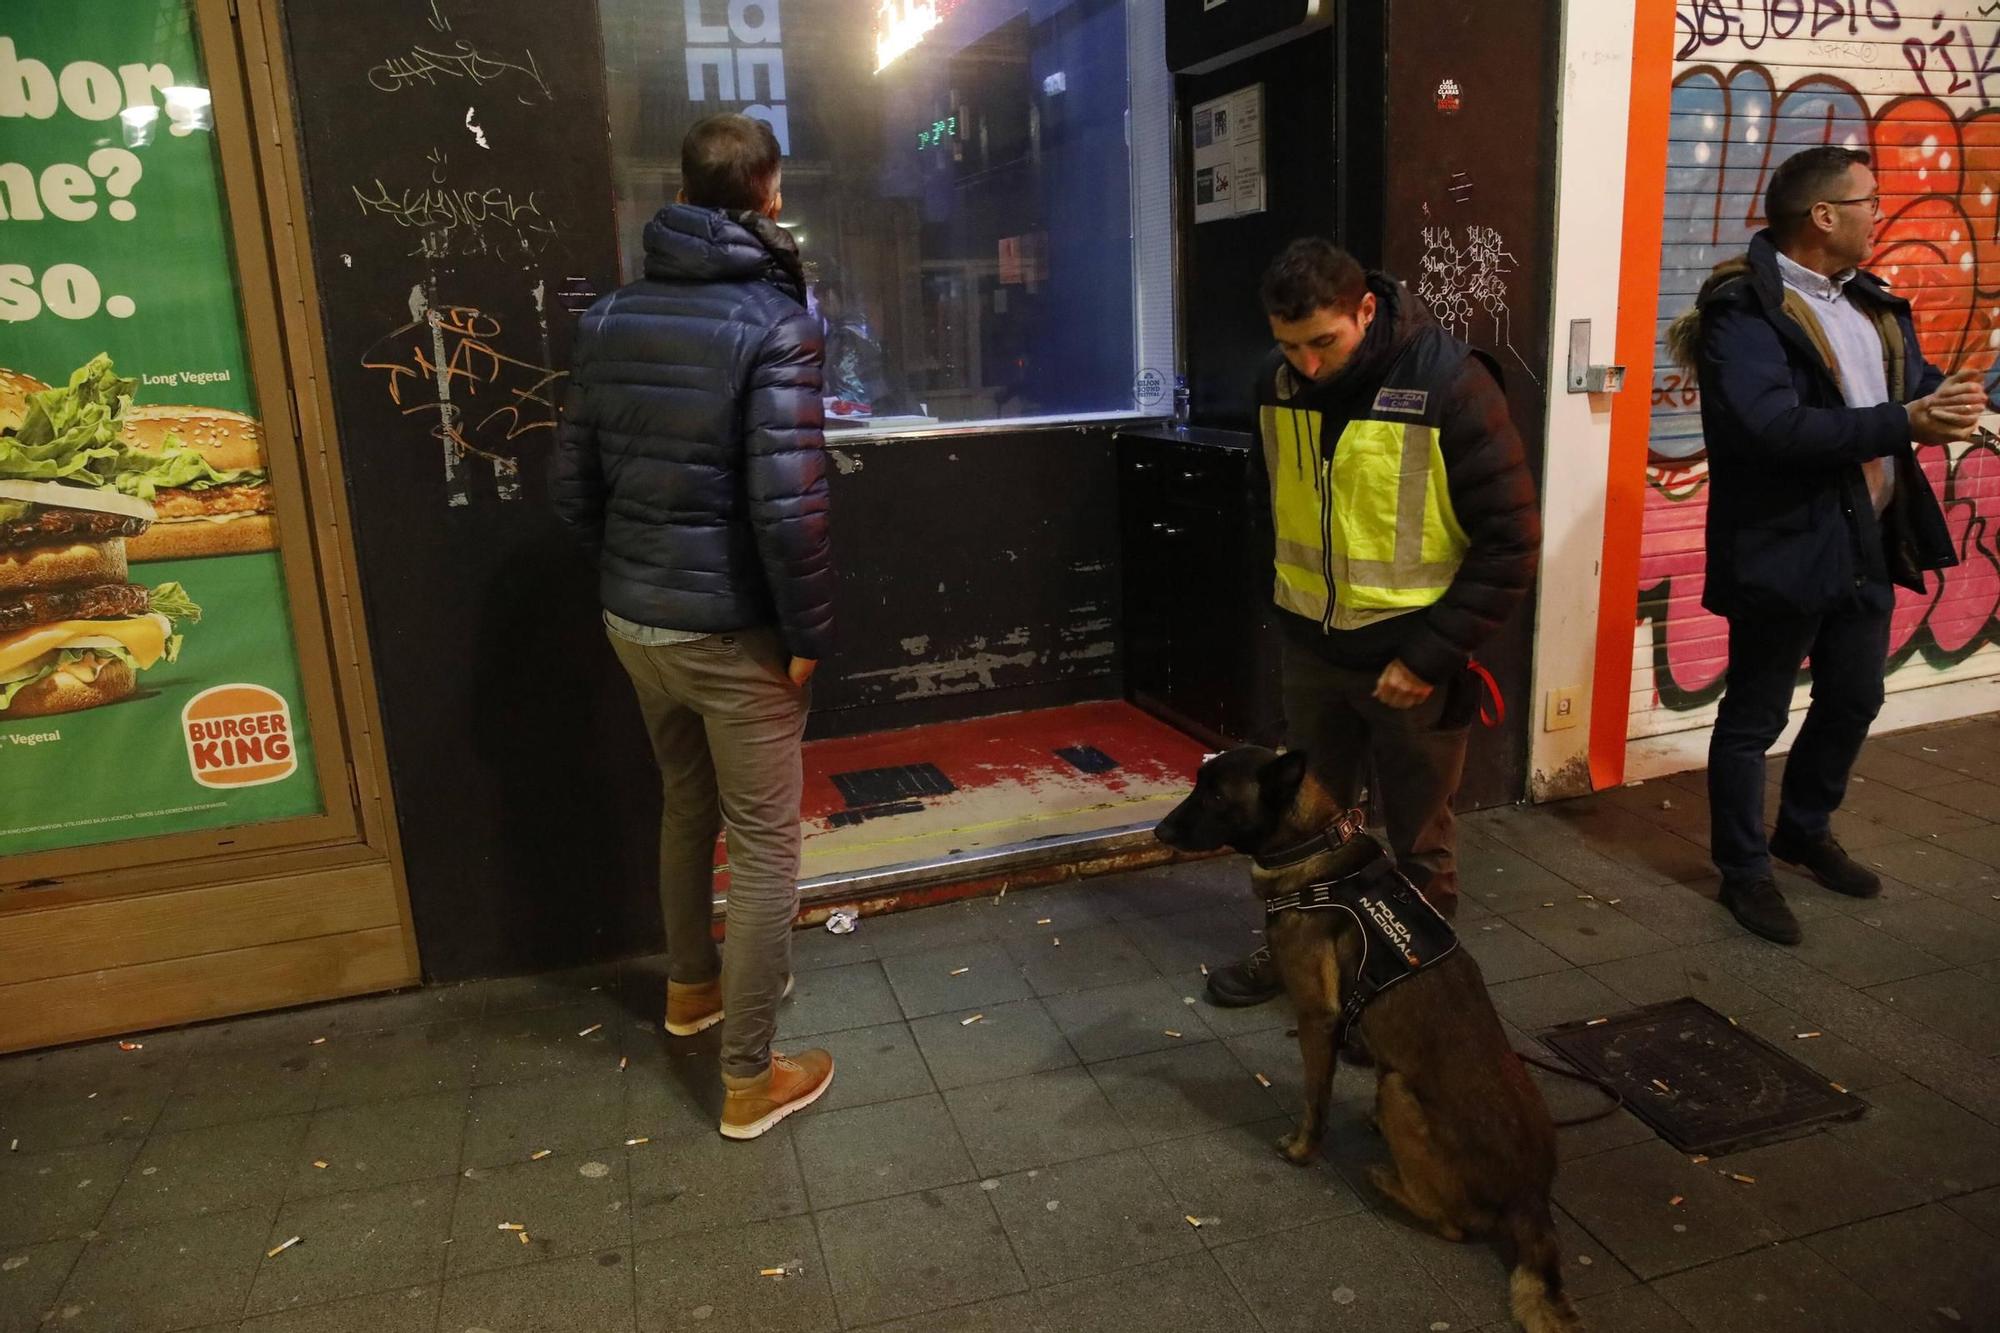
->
xmin=1775 ymin=249 xmax=1894 ymax=511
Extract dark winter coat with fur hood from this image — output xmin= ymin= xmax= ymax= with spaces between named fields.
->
xmin=1667 ymin=229 xmax=1957 ymax=618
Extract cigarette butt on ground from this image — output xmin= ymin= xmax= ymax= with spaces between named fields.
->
xmin=498 ymin=1222 xmax=524 ymax=1231
xmin=619 ymin=1057 xmax=629 ymax=1071
xmin=1037 ymin=918 xmax=1052 ymax=925
xmin=531 ymin=1150 xmax=552 ymax=1161
xmin=1796 ymin=1032 xmax=1822 ymax=1040
xmin=759 ymin=1267 xmax=786 ymax=1278
xmin=1728 ymin=1173 xmax=1757 ymax=1184
xmin=267 ymin=1237 xmax=302 ymax=1258
xmin=950 ymin=968 xmax=970 ymax=976
xmin=1607 ymin=898 xmax=1622 ymax=905
xmin=1200 ymin=964 xmax=1209 ymax=976
xmin=117 ymin=1041 xmax=143 ymax=1051
xmin=1585 ymin=1018 xmax=1609 ymax=1027
xmin=1577 ymin=894 xmax=1595 ymax=901
xmin=1184 ymin=1215 xmax=1203 ymax=1228
xmin=961 ymin=1014 xmax=986 ymax=1026
xmin=1669 ymin=1196 xmax=1684 ymax=1207
xmin=626 ymin=1137 xmax=650 ymax=1146
xmin=1542 ymin=902 xmax=1555 ymax=908
xmin=1052 ymin=937 xmax=1061 ymax=946
xmin=1831 ymin=1082 xmax=1849 ymax=1093
xmin=518 ymin=1231 xmax=532 ymax=1245
xmin=577 ymin=1024 xmax=603 ymax=1038
xmin=1691 ymin=1155 xmax=1710 ymax=1164
xmin=1651 ymin=1078 xmax=1672 ymax=1094
xmin=1254 ymin=1073 xmax=1273 ymax=1088
xmin=312 ymin=1160 xmax=329 ymax=1170
xmin=7 ymin=1140 xmax=15 ymax=1152
xmin=1164 ymin=1029 xmax=1182 ymax=1038
xmin=311 ymin=1038 xmax=326 ymax=1046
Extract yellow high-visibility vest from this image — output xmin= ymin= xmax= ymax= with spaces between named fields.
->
xmin=1258 ymin=330 xmax=1470 ymax=631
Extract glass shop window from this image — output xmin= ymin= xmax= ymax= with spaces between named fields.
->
xmin=598 ymin=0 xmax=1175 ymax=433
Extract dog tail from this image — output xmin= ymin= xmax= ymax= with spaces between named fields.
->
xmin=1506 ymin=1200 xmax=1584 ymax=1333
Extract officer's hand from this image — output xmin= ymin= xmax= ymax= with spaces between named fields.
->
xmin=788 ymin=657 xmax=818 ymax=688
xmin=1374 ymin=659 xmax=1434 ymax=710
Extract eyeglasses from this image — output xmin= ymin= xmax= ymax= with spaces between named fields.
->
xmin=1820 ymin=194 xmax=1882 ymax=212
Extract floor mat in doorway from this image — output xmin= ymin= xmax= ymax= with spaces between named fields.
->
xmin=1541 ymin=997 xmax=1868 ymax=1156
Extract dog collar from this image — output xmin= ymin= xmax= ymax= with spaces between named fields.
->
xmin=1252 ymin=809 xmax=1368 ymax=872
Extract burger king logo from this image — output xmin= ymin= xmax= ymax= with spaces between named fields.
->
xmin=182 ymin=684 xmax=298 ymax=788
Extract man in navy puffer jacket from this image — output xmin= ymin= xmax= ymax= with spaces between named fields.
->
xmin=553 ymin=113 xmax=834 ymax=1139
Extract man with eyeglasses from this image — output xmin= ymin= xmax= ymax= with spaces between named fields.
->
xmin=1666 ymin=144 xmax=1981 ymax=945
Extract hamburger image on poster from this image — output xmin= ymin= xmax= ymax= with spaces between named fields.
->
xmin=117 ymin=402 xmax=278 ymax=561
xmin=2 ymin=364 xmax=278 ymax=565
xmin=0 ymin=356 xmax=225 ymax=721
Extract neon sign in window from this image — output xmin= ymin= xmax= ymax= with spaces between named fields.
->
xmin=917 ymin=115 xmax=957 ymax=149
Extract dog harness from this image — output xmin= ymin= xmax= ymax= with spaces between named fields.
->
xmin=1262 ymin=840 xmax=1460 ymax=1049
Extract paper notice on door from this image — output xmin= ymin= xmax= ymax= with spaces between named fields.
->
xmin=1194 ymin=84 xmax=1265 ymax=223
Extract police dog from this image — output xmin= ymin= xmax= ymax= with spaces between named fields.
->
xmin=1156 ymin=747 xmax=1580 ymax=1333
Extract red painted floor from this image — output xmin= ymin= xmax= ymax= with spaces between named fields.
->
xmin=712 ymin=701 xmax=1208 ymax=888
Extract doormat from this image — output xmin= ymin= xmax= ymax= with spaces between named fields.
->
xmin=830 ymin=763 xmax=957 ymax=808
xmin=1541 ymin=997 xmax=1867 ymax=1156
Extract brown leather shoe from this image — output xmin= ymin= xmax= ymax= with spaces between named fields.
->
xmin=719 ymin=1049 xmax=834 ymax=1140
xmin=664 ymin=974 xmax=794 ymax=1037
xmin=664 ymin=979 xmax=723 ymax=1036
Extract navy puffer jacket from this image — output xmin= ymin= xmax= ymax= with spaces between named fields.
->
xmin=552 ymin=204 xmax=833 ymax=659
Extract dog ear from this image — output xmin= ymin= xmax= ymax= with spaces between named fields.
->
xmin=1260 ymin=750 xmax=1311 ymax=807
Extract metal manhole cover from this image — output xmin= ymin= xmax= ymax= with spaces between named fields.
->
xmin=1541 ymin=997 xmax=1866 ymax=1156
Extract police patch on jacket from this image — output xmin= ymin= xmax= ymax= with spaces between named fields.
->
xmin=1372 ymin=387 xmax=1429 ymax=415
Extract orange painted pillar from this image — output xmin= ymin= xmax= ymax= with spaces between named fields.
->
xmin=1589 ymin=0 xmax=1679 ymax=791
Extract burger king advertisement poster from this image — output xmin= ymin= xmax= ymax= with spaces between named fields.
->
xmin=1 ymin=1 xmax=324 ymax=855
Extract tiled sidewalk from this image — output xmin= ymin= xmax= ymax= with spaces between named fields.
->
xmin=2 ymin=716 xmax=1997 ymax=1332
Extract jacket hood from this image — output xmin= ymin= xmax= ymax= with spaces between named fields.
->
xmin=642 ymin=203 xmax=805 ymax=301
xmin=1665 ymin=252 xmax=1752 ymax=371
xmin=1359 ymin=272 xmax=1433 ymax=375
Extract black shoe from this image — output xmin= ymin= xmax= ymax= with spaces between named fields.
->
xmin=1720 ymin=875 xmax=1802 ymax=946
xmin=1206 ymin=946 xmax=1283 ymax=1008
xmin=1769 ymin=828 xmax=1882 ymax=898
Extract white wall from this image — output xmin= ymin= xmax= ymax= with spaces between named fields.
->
xmin=1526 ymin=0 xmax=1637 ymax=800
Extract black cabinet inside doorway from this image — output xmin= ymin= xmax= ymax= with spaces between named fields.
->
xmin=1117 ymin=428 xmax=1283 ymax=748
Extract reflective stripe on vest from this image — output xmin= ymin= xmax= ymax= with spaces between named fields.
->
xmin=1259 ymin=402 xmax=1469 ymax=630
